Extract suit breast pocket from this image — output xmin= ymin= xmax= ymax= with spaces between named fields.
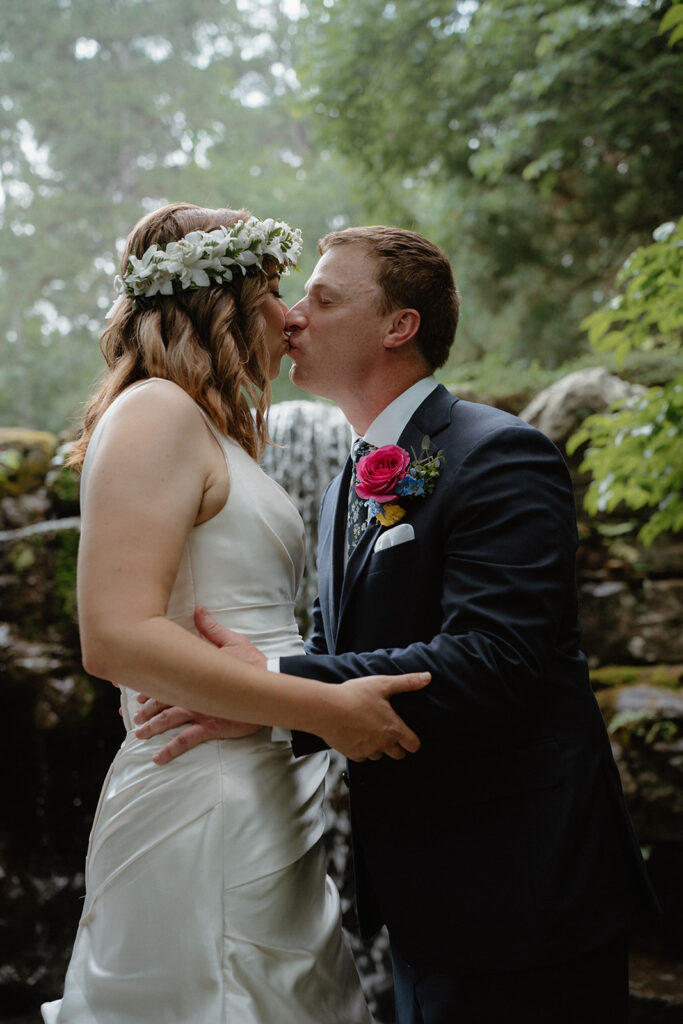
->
xmin=366 ymin=541 xmax=417 ymax=575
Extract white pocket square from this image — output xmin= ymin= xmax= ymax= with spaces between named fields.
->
xmin=373 ymin=522 xmax=415 ymax=553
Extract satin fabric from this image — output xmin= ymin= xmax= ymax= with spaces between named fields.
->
xmin=42 ymin=381 xmax=371 ymax=1023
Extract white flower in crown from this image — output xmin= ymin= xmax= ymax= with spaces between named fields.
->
xmin=114 ymin=216 xmax=303 ymax=311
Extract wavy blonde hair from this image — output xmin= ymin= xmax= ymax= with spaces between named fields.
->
xmin=69 ymin=202 xmax=280 ymax=469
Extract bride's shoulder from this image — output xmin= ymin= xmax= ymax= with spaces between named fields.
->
xmin=112 ymin=378 xmax=203 ymax=427
xmin=94 ymin=379 xmax=209 ymax=461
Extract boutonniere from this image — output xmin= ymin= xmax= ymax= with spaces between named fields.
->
xmin=355 ymin=436 xmax=445 ymax=527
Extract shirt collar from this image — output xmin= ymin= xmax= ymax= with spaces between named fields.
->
xmin=352 ymin=376 xmax=438 ymax=449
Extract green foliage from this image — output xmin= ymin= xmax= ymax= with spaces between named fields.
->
xmin=0 ymin=0 xmax=364 ymax=431
xmin=54 ymin=529 xmax=80 ymax=626
xmin=444 ymin=352 xmax=565 ymax=410
xmin=49 ymin=464 xmax=79 ymax=506
xmin=441 ymin=347 xmax=677 ymax=413
xmin=0 ymin=449 xmax=22 ymax=481
xmin=659 ymin=0 xmax=683 ymax=47
xmin=582 ymin=220 xmax=683 ymax=360
xmin=591 ymin=664 xmax=683 ymax=690
xmin=607 ymin=708 xmax=679 ymax=745
xmin=298 ymin=0 xmax=683 ymax=365
xmin=10 ymin=542 xmax=36 ymax=574
xmin=568 ymin=219 xmax=683 ymax=544
xmin=3 ymin=0 xmax=683 ymax=430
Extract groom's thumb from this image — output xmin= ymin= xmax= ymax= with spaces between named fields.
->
xmin=194 ymin=605 xmax=233 ymax=648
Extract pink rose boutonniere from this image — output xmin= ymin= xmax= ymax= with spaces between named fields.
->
xmin=355 ymin=445 xmax=411 ymax=503
xmin=356 ymin=436 xmax=445 ymax=528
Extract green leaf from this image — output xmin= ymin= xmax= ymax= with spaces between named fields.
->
xmin=668 ymin=22 xmax=683 ymax=46
xmin=659 ymin=4 xmax=683 ymax=35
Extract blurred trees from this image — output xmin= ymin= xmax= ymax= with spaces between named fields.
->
xmin=1 ymin=0 xmax=681 ymax=432
xmin=297 ymin=0 xmax=683 ymax=365
xmin=0 ymin=0 xmax=361 ymax=430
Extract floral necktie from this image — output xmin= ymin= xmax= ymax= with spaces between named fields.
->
xmin=347 ymin=439 xmax=375 ymax=554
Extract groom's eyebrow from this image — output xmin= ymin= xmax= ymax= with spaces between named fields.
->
xmin=306 ymin=279 xmax=341 ymax=297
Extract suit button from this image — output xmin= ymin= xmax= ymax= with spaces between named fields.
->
xmin=341 ymin=770 xmax=349 ymax=788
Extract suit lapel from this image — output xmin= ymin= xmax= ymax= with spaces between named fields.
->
xmin=338 ymin=513 xmax=381 ymax=639
xmin=323 ymin=457 xmax=353 ymax=648
xmin=397 ymin=383 xmax=456 ymax=455
xmin=335 ymin=384 xmax=457 ymax=644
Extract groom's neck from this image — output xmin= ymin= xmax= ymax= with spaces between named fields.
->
xmin=338 ymin=368 xmax=431 ymax=435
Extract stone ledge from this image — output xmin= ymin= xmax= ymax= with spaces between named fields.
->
xmin=0 ymin=517 xmax=81 ymax=545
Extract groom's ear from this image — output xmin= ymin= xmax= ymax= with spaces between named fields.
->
xmin=383 ymin=308 xmax=421 ymax=351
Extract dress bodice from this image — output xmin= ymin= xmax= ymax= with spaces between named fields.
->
xmin=80 ymin=380 xmax=308 ymax=731
xmin=164 ymin=422 xmax=306 ymax=655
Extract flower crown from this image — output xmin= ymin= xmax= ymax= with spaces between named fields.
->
xmin=112 ymin=216 xmax=303 ymax=312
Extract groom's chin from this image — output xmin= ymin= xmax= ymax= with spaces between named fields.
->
xmin=288 ymin=363 xmax=315 ymax=395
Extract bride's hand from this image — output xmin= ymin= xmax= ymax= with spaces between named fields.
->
xmin=134 ymin=695 xmax=262 ymax=765
xmin=318 ymin=673 xmax=430 ymax=762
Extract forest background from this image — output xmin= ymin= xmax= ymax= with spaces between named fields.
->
xmin=1 ymin=4 xmax=682 ymax=1018
xmin=1 ymin=0 xmax=682 ymax=534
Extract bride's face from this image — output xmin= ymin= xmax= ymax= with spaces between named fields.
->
xmin=262 ymin=275 xmax=290 ymax=380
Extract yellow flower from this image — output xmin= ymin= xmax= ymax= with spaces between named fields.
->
xmin=375 ymin=503 xmax=406 ymax=527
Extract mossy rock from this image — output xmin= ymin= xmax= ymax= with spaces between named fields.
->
xmin=596 ymin=682 xmax=683 ymax=734
xmin=45 ymin=441 xmax=80 ymax=514
xmin=0 ymin=523 xmax=80 ymax=632
xmin=591 ymin=664 xmax=683 ymax=691
xmin=0 ymin=428 xmax=57 ymax=497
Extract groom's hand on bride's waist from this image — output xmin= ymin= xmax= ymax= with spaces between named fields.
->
xmin=133 ymin=697 xmax=262 ymax=764
xmin=131 ymin=608 xmax=267 ymax=764
xmin=194 ymin=605 xmax=267 ymax=669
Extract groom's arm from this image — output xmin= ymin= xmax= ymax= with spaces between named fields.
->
xmin=284 ymin=424 xmax=581 ymax=752
xmin=303 ymin=592 xmax=330 ymax=658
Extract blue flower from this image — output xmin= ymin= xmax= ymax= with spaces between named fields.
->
xmin=396 ymin=473 xmax=425 ymax=497
xmin=366 ymin=499 xmax=384 ymax=518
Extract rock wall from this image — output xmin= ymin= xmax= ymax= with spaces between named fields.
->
xmin=1 ymin=384 xmax=681 ymax=1021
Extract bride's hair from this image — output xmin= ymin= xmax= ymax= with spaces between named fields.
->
xmin=69 ymin=202 xmax=276 ymax=470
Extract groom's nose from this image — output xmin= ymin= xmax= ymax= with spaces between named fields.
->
xmin=285 ymin=299 xmax=307 ymax=332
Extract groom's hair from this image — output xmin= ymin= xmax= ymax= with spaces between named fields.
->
xmin=317 ymin=226 xmax=460 ymax=370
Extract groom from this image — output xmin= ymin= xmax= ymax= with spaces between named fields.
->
xmin=139 ymin=227 xmax=656 ymax=1022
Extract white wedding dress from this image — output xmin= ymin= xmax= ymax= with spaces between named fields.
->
xmin=42 ymin=382 xmax=371 ymax=1024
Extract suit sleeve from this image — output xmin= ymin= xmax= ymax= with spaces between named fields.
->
xmin=284 ymin=424 xmax=582 ymax=751
xmin=303 ymin=592 xmax=329 ymax=658
xmin=292 ymin=496 xmax=333 ymax=754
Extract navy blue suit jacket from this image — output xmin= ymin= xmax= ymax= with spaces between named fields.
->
xmin=281 ymin=385 xmax=656 ymax=973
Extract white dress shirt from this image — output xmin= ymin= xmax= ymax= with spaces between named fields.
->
xmin=269 ymin=376 xmax=439 ymax=713
xmin=357 ymin=375 xmax=439 ymax=450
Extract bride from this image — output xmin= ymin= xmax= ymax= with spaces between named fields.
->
xmin=41 ymin=202 xmax=429 ymax=1023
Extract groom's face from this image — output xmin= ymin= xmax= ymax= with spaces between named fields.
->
xmin=285 ymin=243 xmax=391 ymax=401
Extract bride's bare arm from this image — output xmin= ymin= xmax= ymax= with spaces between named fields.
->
xmin=79 ymin=383 xmax=428 ymax=761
